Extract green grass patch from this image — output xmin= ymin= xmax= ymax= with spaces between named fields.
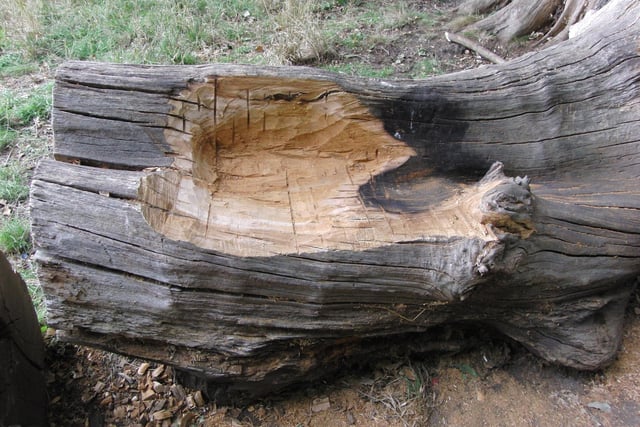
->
xmin=324 ymin=62 xmax=394 ymax=78
xmin=330 ymin=1 xmax=434 ymax=51
xmin=0 ymin=163 xmax=30 ymax=202
xmin=5 ymin=0 xmax=272 ymax=64
xmin=0 ymin=52 xmax=38 ymax=77
xmin=0 ymin=216 xmax=31 ymax=255
xmin=0 ymin=128 xmax=18 ymax=151
xmin=2 ymin=0 xmax=440 ymax=69
xmin=0 ymin=82 xmax=52 ymax=128
xmin=411 ymin=58 xmax=442 ymax=78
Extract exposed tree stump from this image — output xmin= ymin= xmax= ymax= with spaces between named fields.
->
xmin=0 ymin=252 xmax=48 ymax=426
xmin=31 ymin=0 xmax=640 ymax=402
xmin=457 ymin=0 xmax=611 ymax=44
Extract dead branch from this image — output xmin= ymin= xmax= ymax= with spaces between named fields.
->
xmin=445 ymin=31 xmax=506 ymax=64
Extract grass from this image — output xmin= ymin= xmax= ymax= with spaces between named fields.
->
xmin=268 ymin=0 xmax=336 ymax=65
xmin=0 ymin=163 xmax=30 ymax=202
xmin=0 ymin=52 xmax=38 ymax=77
xmin=359 ymin=360 xmax=436 ymax=425
xmin=324 ymin=62 xmax=394 ymax=78
xmin=327 ymin=1 xmax=435 ymax=53
xmin=0 ymin=82 xmax=52 ymax=128
xmin=0 ymin=216 xmax=31 ymax=255
xmin=411 ymin=58 xmax=442 ymax=78
xmin=2 ymin=0 xmax=274 ymax=65
xmin=1 ymin=0 xmax=444 ymax=74
xmin=0 ymin=128 xmax=17 ymax=150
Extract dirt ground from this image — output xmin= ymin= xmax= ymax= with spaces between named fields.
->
xmin=5 ymin=1 xmax=639 ymax=426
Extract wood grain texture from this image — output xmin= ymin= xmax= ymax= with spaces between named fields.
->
xmin=31 ymin=0 xmax=640 ymax=401
xmin=0 ymin=253 xmax=48 ymax=425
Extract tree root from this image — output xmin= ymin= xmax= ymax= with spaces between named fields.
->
xmin=456 ymin=0 xmax=612 ymax=46
xmin=445 ymin=32 xmax=506 ymax=64
xmin=468 ymin=0 xmax=562 ymax=43
xmin=535 ymin=0 xmax=591 ymax=46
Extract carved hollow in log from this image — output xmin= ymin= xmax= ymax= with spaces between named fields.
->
xmin=31 ymin=0 xmax=640 ymax=403
xmin=139 ymin=77 xmax=529 ymax=258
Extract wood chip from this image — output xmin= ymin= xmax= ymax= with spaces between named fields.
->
xmin=150 ymin=398 xmax=167 ymax=413
xmin=81 ymin=391 xmax=96 ymax=404
xmin=137 ymin=362 xmax=150 ymax=376
xmin=113 ymin=406 xmax=127 ymax=418
xmin=193 ymin=390 xmax=205 ymax=407
xmin=151 ymin=365 xmax=165 ymax=379
xmin=179 ymin=413 xmax=197 ymax=427
xmin=99 ymin=394 xmax=113 ymax=406
xmin=119 ymin=372 xmax=135 ymax=384
xmin=153 ymin=381 xmax=166 ymax=394
xmin=311 ymin=397 xmax=331 ymax=413
xmin=141 ymin=388 xmax=156 ymax=401
xmin=170 ymin=384 xmax=186 ymax=401
xmin=151 ymin=409 xmax=173 ymax=421
xmin=185 ymin=395 xmax=196 ymax=409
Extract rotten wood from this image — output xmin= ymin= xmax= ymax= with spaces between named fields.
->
xmin=31 ymin=0 xmax=640 ymax=402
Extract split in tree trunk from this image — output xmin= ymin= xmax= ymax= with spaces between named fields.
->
xmin=31 ymin=0 xmax=640 ymax=403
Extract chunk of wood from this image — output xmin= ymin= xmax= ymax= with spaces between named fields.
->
xmin=31 ymin=0 xmax=640 ymax=403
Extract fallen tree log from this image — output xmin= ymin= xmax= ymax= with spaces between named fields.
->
xmin=31 ymin=0 xmax=639 ymax=403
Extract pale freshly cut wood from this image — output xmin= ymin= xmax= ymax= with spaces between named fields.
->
xmin=31 ymin=0 xmax=640 ymax=402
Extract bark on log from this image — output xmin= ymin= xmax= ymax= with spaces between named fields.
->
xmin=31 ymin=0 xmax=640 ymax=402
xmin=0 ymin=252 xmax=48 ymax=426
xmin=467 ymin=0 xmax=561 ymax=42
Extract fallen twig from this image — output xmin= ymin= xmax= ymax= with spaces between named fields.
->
xmin=445 ymin=31 xmax=506 ymax=64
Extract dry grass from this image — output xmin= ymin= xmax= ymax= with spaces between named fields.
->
xmin=358 ymin=361 xmax=436 ymax=427
xmin=266 ymin=0 xmax=336 ymax=65
xmin=0 ymin=0 xmax=44 ymax=57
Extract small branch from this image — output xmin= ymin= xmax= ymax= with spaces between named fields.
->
xmin=445 ymin=31 xmax=506 ymax=64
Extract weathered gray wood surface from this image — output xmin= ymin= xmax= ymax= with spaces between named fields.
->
xmin=31 ymin=0 xmax=640 ymax=402
xmin=0 ymin=252 xmax=48 ymax=425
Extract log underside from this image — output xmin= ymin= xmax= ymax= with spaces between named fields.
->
xmin=32 ymin=0 xmax=640 ymax=402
